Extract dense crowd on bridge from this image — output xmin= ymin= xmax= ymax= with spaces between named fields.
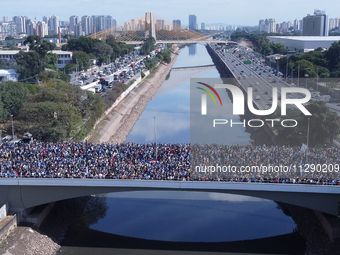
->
xmin=0 ymin=141 xmax=339 ymax=185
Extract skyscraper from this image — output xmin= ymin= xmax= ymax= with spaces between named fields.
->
xmin=302 ymin=10 xmax=329 ymax=36
xmin=50 ymin=15 xmax=59 ymax=35
xmin=173 ymin=19 xmax=181 ymax=31
xmin=189 ymin=15 xmax=197 ymax=30
xmin=69 ymin=15 xmax=78 ymax=34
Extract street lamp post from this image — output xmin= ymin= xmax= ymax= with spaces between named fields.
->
xmin=305 ymin=73 xmax=309 ymax=88
xmin=154 ymin=116 xmax=157 ymax=162
xmin=306 ymin=118 xmax=310 ymax=161
xmin=286 ymin=57 xmax=288 ymax=82
xmin=297 ymin=62 xmax=300 ymax=86
xmin=291 ymin=69 xmax=294 ymax=84
xmin=11 ymin=114 xmax=14 ymax=141
xmin=316 ymin=68 xmax=319 ymax=92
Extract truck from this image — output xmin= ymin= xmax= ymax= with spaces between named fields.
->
xmin=99 ymin=77 xmax=106 ymax=85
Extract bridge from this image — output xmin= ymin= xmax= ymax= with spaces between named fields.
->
xmin=1 ymin=179 xmax=339 ymax=217
xmin=87 ymin=12 xmax=226 ymax=44
xmin=171 ymin=64 xmax=215 ymax=71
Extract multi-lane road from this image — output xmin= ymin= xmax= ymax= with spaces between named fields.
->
xmin=210 ymin=43 xmax=340 ymax=116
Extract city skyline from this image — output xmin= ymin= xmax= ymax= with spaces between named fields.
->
xmin=2 ymin=0 xmax=340 ymax=26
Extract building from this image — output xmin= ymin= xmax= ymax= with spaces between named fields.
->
xmin=0 ymin=50 xmax=72 ymax=68
xmin=81 ymin=16 xmax=92 ymax=35
xmin=0 ymin=69 xmax=17 ymax=83
xmin=302 ymin=10 xmax=329 ymax=36
xmin=259 ymin=18 xmax=276 ymax=33
xmin=156 ymin=20 xmax=164 ymax=31
xmin=189 ymin=15 xmax=197 ymax=30
xmin=329 ymin=17 xmax=340 ymax=31
xmin=201 ymin=22 xmax=206 ymax=30
xmin=173 ymin=19 xmax=181 ymax=31
xmin=69 ymin=15 xmax=78 ymax=34
xmin=267 ymin=36 xmax=340 ymax=52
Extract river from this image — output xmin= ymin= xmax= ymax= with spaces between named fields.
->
xmin=57 ymin=44 xmax=306 ymax=254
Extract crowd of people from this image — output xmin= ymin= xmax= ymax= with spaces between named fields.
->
xmin=0 ymin=141 xmax=339 ymax=185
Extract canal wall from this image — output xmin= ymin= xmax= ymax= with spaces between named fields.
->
xmin=83 ymin=71 xmax=149 ymax=142
xmin=206 ymin=43 xmax=277 ymax=144
xmin=0 ymin=203 xmax=17 ymax=243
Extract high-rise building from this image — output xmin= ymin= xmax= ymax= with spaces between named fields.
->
xmin=131 ymin=19 xmax=136 ymax=31
xmin=173 ymin=19 xmax=181 ymax=31
xmin=105 ymin=15 xmax=116 ymax=32
xmin=201 ymin=22 xmax=206 ymax=30
xmin=25 ymin=19 xmax=36 ymax=36
xmin=259 ymin=18 xmax=276 ymax=33
xmin=3 ymin=16 xmax=8 ymax=22
xmin=69 ymin=15 xmax=78 ymax=33
xmin=81 ymin=15 xmax=93 ymax=35
xmin=36 ymin=21 xmax=48 ymax=36
xmin=75 ymin=22 xmax=83 ymax=37
xmin=302 ymin=10 xmax=329 ymax=36
xmin=49 ymin=15 xmax=59 ymax=35
xmin=156 ymin=20 xmax=164 ymax=30
xmin=329 ymin=17 xmax=340 ymax=31
xmin=13 ymin=16 xmax=26 ymax=34
xmin=189 ymin=15 xmax=197 ymax=30
xmin=293 ymin=19 xmax=302 ymax=31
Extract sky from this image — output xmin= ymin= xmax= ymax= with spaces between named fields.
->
xmin=1 ymin=0 xmax=340 ymax=27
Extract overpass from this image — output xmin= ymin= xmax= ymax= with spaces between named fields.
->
xmin=171 ymin=64 xmax=215 ymax=71
xmin=0 ymin=179 xmax=339 ymax=217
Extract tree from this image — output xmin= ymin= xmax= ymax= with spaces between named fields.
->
xmin=0 ymin=58 xmax=17 ymax=70
xmin=106 ymin=34 xmax=116 ymax=45
xmin=14 ymin=51 xmax=46 ymax=81
xmin=0 ymin=81 xmax=28 ymax=117
xmin=64 ymin=63 xmax=76 ymax=74
xmin=46 ymin=53 xmax=58 ymax=70
xmin=63 ymin=36 xmax=100 ymax=54
xmin=325 ymin=41 xmax=340 ymax=70
xmin=72 ymin=51 xmax=90 ymax=71
xmin=276 ymin=101 xmax=340 ymax=146
xmin=295 ymin=59 xmax=315 ymax=77
xmin=141 ymin=37 xmax=156 ymax=55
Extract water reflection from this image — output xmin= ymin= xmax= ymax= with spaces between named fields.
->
xmin=188 ymin=44 xmax=197 ymax=56
xmin=126 ymin=44 xmax=251 ymax=144
xmin=84 ymin=191 xmax=296 ymax=242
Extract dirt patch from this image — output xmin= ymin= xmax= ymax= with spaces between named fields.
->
xmin=0 ymin=226 xmax=60 ymax=255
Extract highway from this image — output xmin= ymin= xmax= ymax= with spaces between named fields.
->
xmin=209 ymin=43 xmax=340 ymax=117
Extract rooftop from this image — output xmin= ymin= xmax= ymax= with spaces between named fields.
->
xmin=267 ymin=36 xmax=340 ymax=41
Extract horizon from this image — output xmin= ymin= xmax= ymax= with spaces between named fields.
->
xmin=1 ymin=0 xmax=340 ymax=27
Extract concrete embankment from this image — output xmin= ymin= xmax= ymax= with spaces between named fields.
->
xmin=90 ymin=46 xmax=180 ymax=144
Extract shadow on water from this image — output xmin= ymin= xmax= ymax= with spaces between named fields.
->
xmin=60 ymin=225 xmax=305 ymax=254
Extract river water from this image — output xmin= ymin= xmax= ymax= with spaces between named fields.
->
xmin=58 ymin=44 xmax=306 ymax=254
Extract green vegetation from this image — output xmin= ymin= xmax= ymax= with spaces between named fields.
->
xmin=230 ymin=32 xmax=285 ymax=56
xmin=144 ymin=43 xmax=173 ymax=70
xmin=231 ymin=31 xmax=340 ymax=78
xmin=0 ymin=81 xmax=105 ymax=142
xmin=141 ymin=37 xmax=156 ymax=55
xmin=270 ymin=101 xmax=340 ymax=146
xmin=61 ymin=36 xmax=134 ymax=70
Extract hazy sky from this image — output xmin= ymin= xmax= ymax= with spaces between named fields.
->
xmin=1 ymin=0 xmax=340 ymax=26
